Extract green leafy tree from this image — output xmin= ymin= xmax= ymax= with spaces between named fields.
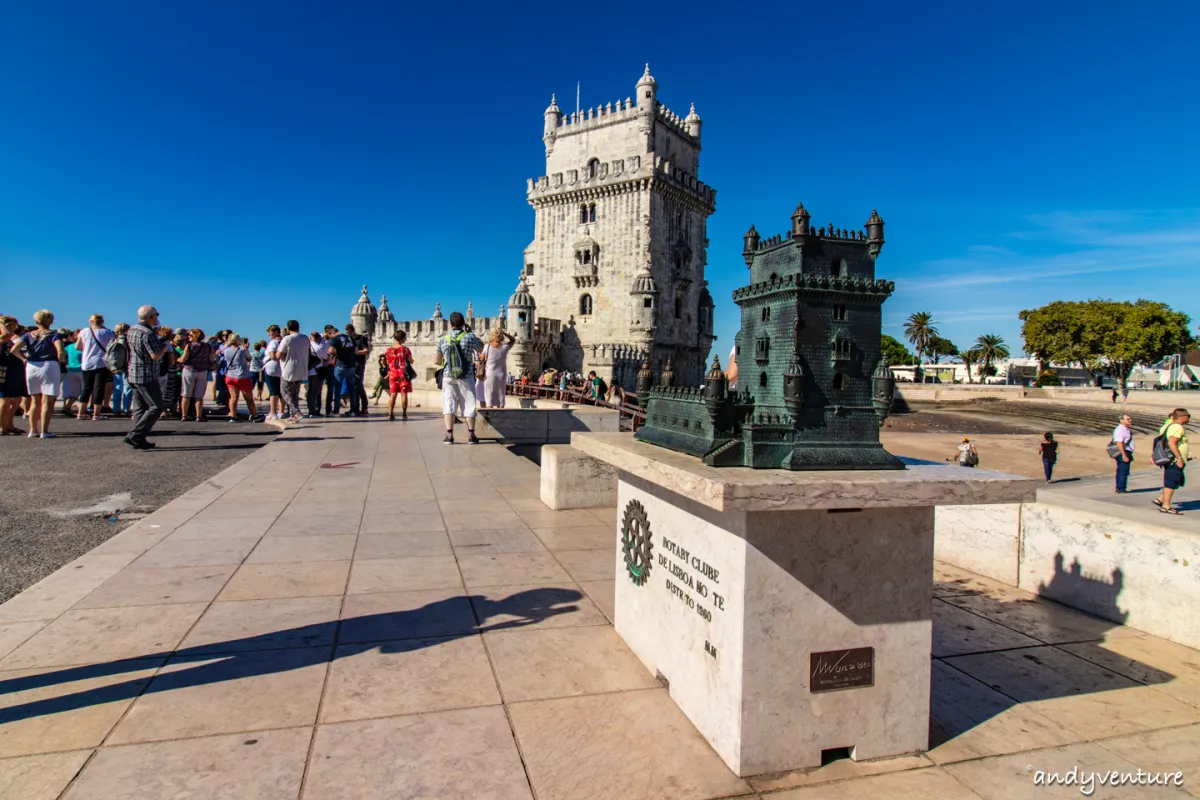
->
xmin=902 ymin=312 xmax=939 ymax=365
xmin=880 ymin=334 xmax=914 ymax=367
xmin=928 ymin=337 xmax=959 ymax=364
xmin=1020 ymin=300 xmax=1194 ymax=390
xmin=972 ymin=334 xmax=1010 ymax=378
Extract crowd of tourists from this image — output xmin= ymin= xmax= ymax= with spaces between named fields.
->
xmin=0 ymin=307 xmax=416 ymax=448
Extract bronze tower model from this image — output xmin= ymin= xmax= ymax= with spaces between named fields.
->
xmin=635 ymin=202 xmax=902 ymax=470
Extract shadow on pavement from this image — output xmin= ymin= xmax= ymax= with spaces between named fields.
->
xmin=0 ymin=588 xmax=582 ymax=722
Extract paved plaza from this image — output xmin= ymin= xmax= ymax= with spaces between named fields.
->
xmin=1 ymin=413 xmax=1198 ymax=799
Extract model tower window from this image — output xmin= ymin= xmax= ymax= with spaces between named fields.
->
xmin=580 ymin=294 xmax=593 ymax=316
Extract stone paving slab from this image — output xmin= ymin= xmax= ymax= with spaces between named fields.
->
xmin=0 ymin=412 xmax=1197 ymax=798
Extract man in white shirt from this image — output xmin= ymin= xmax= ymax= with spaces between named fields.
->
xmin=1112 ymin=413 xmax=1134 ymax=493
xmin=276 ymin=319 xmax=310 ymax=422
xmin=77 ymin=313 xmax=115 ymax=419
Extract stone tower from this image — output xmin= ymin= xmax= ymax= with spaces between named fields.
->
xmin=525 ymin=65 xmax=717 ymax=389
xmin=506 ymin=275 xmax=538 ymax=378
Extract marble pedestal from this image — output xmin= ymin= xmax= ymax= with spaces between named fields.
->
xmin=572 ymin=432 xmax=1036 ymax=777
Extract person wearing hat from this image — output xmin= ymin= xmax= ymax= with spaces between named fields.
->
xmin=947 ymin=436 xmax=979 ymax=467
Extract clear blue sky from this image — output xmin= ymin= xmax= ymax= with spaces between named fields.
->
xmin=3 ymin=1 xmax=1197 ymax=357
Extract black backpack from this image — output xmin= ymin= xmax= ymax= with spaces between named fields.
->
xmin=104 ymin=335 xmax=129 ymax=374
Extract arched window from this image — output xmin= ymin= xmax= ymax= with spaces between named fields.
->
xmin=587 ymin=159 xmax=599 ymax=179
xmin=832 ymin=304 xmax=846 ymax=321
xmin=674 ymin=295 xmax=683 ymax=319
xmin=830 ymin=259 xmax=848 ymax=278
xmin=525 ymin=263 xmax=534 ymax=276
xmin=580 ymin=205 xmax=588 ymax=224
xmin=759 ymin=372 xmax=768 ymax=388
xmin=833 ymin=373 xmax=847 ymax=391
xmin=518 ymin=311 xmax=528 ymax=323
xmin=588 ymin=203 xmax=596 ymax=222
xmin=583 ymin=251 xmax=591 ymax=264
xmin=580 ymin=294 xmax=593 ymax=316
xmin=643 ymin=297 xmax=652 ymax=308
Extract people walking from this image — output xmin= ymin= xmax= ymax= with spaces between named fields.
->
xmin=385 ymin=330 xmax=413 ymax=421
xmin=1154 ymin=408 xmax=1191 ymax=516
xmin=179 ymin=328 xmax=212 ymax=421
xmin=124 ymin=305 xmax=171 ymax=449
xmin=1111 ymin=387 xmax=1119 ymax=404
xmin=371 ymin=352 xmax=389 ymax=405
xmin=1111 ymin=413 xmax=1134 ymax=493
xmin=481 ymin=328 xmax=515 ymax=408
xmin=1039 ymin=432 xmax=1058 ymax=483
xmin=436 ymin=311 xmax=483 ymax=444
xmin=330 ymin=325 xmax=368 ymax=417
xmin=224 ymin=335 xmax=258 ymax=421
xmin=76 ymin=314 xmax=114 ymax=420
xmin=263 ymin=325 xmax=284 ymax=420
xmin=8 ymin=310 xmax=66 ymax=438
xmin=276 ymin=320 xmax=308 ymax=422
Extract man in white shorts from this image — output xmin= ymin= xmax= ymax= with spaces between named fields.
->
xmin=435 ymin=311 xmax=483 ymax=445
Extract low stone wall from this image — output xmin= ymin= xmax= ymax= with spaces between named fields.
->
xmin=475 ymin=407 xmax=619 ymax=445
xmin=540 ymin=445 xmax=618 ymax=510
xmin=935 ymin=501 xmax=1200 ymax=648
xmin=897 ymin=385 xmax=1025 ymax=403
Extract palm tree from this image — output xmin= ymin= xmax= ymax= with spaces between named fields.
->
xmin=903 ymin=312 xmax=939 ymax=367
xmin=961 ymin=348 xmax=979 ymax=383
xmin=973 ymin=334 xmax=1010 ymax=379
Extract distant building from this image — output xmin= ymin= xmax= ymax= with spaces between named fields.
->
xmin=350 ymin=65 xmax=718 ymax=389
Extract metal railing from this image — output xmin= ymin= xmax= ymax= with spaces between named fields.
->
xmin=504 ymin=383 xmax=647 ymax=431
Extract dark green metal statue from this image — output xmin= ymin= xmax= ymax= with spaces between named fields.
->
xmin=635 ymin=202 xmax=903 ymax=470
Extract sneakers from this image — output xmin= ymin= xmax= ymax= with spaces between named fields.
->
xmin=443 ymin=432 xmax=454 ymax=445
xmin=467 ymin=433 xmax=480 ymax=445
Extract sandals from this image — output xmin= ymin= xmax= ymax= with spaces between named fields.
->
xmin=1153 ymin=499 xmax=1164 ymax=508
xmin=1160 ymin=507 xmax=1182 ymax=515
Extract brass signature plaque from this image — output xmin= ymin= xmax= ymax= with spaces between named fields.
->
xmin=810 ymin=647 xmax=874 ymax=693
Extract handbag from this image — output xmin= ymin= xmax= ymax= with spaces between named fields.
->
xmin=476 ymin=345 xmax=488 ymax=381
xmin=964 ymin=447 xmax=980 ymax=467
xmin=1106 ymin=441 xmax=1123 ymax=459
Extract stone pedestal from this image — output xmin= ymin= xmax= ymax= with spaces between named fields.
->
xmin=572 ymin=432 xmax=1036 ymax=777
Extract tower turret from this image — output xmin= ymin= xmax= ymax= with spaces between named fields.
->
xmin=742 ymin=225 xmax=760 ymax=267
xmin=866 ymin=209 xmax=885 ymax=259
xmin=543 ymin=94 xmax=562 ymax=154
xmin=350 ymin=285 xmax=377 ymax=340
xmin=629 ymin=263 xmax=659 ymax=344
xmin=791 ymin=202 xmax=811 ymax=238
xmin=507 ymin=275 xmax=537 ymax=378
xmin=636 ymin=64 xmax=657 ymax=111
xmin=685 ymin=103 xmax=702 ymax=141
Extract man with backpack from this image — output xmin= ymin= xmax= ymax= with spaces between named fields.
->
xmin=435 ymin=311 xmax=483 ymax=444
xmin=1154 ymin=408 xmax=1191 ymax=516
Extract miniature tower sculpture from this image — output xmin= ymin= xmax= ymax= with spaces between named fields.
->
xmin=636 ymin=202 xmax=901 ymax=470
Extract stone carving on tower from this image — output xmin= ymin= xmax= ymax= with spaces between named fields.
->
xmin=524 ymin=64 xmax=717 ymax=389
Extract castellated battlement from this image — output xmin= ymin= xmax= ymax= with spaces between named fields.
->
xmin=554 ymin=99 xmax=698 ymax=146
xmin=527 ymin=154 xmax=715 ymax=208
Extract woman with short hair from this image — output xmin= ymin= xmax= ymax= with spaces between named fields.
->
xmin=8 ymin=309 xmax=66 ymax=438
xmin=76 ymin=313 xmax=115 ymax=420
xmin=224 ymin=334 xmax=258 ymax=422
xmin=179 ymin=328 xmax=212 ymax=421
